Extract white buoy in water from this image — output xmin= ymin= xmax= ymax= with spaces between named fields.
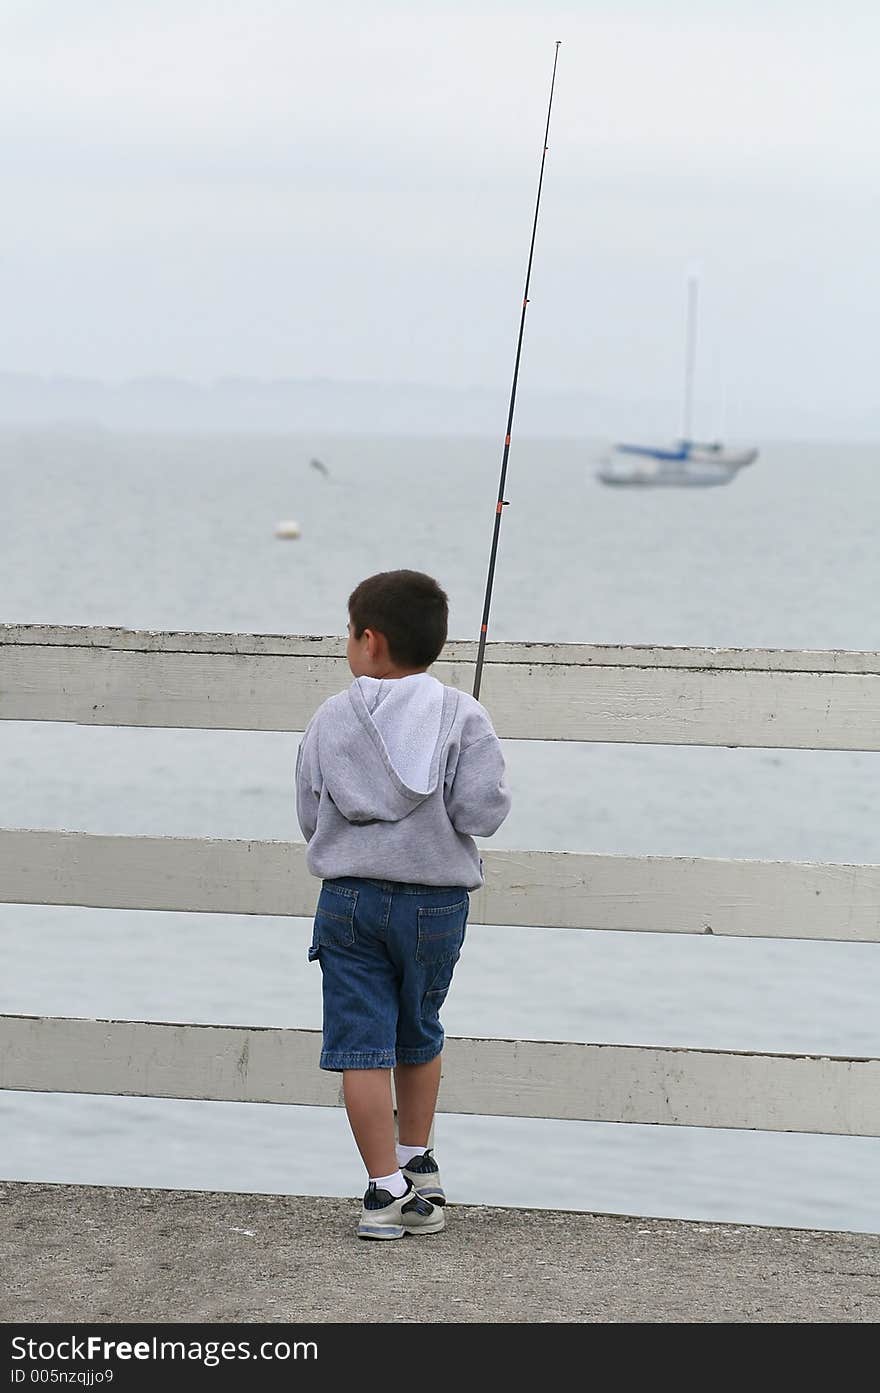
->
xmin=275 ymin=519 xmax=302 ymax=539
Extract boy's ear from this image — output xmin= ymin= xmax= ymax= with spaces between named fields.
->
xmin=364 ymin=627 xmax=389 ymax=662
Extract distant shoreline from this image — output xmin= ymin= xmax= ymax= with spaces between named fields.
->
xmin=0 ymin=373 xmax=877 ymax=443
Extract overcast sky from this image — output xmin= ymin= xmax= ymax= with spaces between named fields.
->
xmin=2 ymin=1 xmax=878 ymax=437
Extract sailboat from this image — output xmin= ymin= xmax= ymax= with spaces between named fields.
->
xmin=596 ymin=275 xmax=758 ymax=487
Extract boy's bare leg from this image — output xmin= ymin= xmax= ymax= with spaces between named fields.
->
xmin=394 ymin=1056 xmax=442 ymax=1147
xmin=342 ymin=1068 xmax=398 ymax=1179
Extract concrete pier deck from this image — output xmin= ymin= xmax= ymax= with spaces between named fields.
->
xmin=1 ymin=1180 xmax=878 ymax=1324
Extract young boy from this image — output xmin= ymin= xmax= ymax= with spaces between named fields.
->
xmin=295 ymin=569 xmax=511 ymax=1239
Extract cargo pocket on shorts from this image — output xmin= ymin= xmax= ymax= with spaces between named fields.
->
xmin=308 ymin=883 xmax=358 ymax=961
xmin=416 ymin=897 xmax=468 ymax=999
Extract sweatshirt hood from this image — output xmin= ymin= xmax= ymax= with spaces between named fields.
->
xmin=320 ymin=673 xmax=459 ymax=824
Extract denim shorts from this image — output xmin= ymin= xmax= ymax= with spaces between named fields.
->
xmin=307 ymin=876 xmax=469 ymax=1071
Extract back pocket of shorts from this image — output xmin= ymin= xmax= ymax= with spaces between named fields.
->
xmin=313 ymin=884 xmax=358 ymax=949
xmin=416 ymin=898 xmax=468 ymax=964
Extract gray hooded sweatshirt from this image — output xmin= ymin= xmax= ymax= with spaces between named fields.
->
xmin=295 ymin=672 xmax=511 ymax=889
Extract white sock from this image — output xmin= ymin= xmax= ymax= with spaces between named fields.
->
xmin=369 ymin=1169 xmax=408 ymax=1198
xmin=396 ymin=1143 xmax=429 ymax=1166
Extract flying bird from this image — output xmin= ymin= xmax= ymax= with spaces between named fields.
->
xmin=309 ymin=457 xmax=329 ymax=477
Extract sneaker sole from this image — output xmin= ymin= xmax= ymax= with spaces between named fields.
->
xmin=357 ymin=1222 xmax=406 ymax=1240
xmin=357 ymin=1215 xmax=445 ymax=1240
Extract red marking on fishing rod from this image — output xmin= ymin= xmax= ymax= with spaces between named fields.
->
xmin=472 ymin=42 xmax=561 ymax=703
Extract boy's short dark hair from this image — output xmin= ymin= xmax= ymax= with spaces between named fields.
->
xmin=348 ymin=569 xmax=448 ymax=668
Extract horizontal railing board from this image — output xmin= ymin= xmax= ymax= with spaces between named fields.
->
xmin=0 ymin=1015 xmax=339 ymax=1109
xmin=5 ymin=625 xmax=880 ymax=674
xmin=1 ymin=1014 xmax=878 ymax=1135
xmin=3 ymin=828 xmax=880 ymax=941
xmin=0 ymin=647 xmax=342 ymax=733
xmin=3 ymin=829 xmax=880 ymax=942
xmin=4 ymin=640 xmax=880 ymax=748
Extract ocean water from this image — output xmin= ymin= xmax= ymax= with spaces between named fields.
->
xmin=1 ymin=427 xmax=880 ymax=1234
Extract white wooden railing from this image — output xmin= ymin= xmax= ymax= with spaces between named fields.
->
xmin=1 ymin=624 xmax=879 ymax=1138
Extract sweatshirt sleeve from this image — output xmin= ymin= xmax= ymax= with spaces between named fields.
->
xmin=295 ymin=719 xmax=322 ymax=842
xmin=445 ymin=732 xmax=511 ymax=837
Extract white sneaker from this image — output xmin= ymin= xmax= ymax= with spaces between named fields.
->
xmin=401 ymin=1149 xmax=445 ymax=1206
xmin=357 ymin=1179 xmax=445 ymax=1240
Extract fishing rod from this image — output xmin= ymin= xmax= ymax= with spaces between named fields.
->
xmin=472 ymin=40 xmax=561 ymax=701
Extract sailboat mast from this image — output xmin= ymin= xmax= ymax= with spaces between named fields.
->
xmin=681 ymin=272 xmax=698 ymax=445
